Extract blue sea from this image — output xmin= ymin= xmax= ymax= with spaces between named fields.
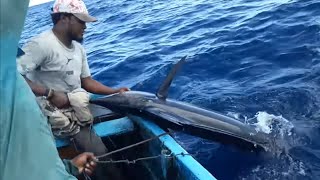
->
xmin=20 ymin=0 xmax=320 ymax=179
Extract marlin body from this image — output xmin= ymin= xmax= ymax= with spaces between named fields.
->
xmin=91 ymin=57 xmax=272 ymax=151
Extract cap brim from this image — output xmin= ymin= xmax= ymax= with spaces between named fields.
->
xmin=73 ymin=13 xmax=97 ymax=22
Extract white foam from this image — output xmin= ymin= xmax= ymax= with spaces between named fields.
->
xmin=298 ymin=162 xmax=306 ymax=176
xmin=254 ymin=111 xmax=274 ymax=133
xmin=252 ymin=111 xmax=294 ymax=136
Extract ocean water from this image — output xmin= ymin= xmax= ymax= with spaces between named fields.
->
xmin=20 ymin=0 xmax=320 ymax=179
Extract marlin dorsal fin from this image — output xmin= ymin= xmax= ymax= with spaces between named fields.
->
xmin=156 ymin=56 xmax=187 ymax=100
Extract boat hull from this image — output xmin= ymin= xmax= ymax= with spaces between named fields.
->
xmin=56 ymin=104 xmax=216 ymax=180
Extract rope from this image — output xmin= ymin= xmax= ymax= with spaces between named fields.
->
xmin=83 ymin=132 xmax=193 ymax=179
xmin=95 ymin=152 xmax=192 ymax=164
xmin=95 ymin=132 xmax=171 ymax=160
xmin=97 ymin=154 xmax=163 ymax=164
xmin=83 ymin=152 xmax=193 ymax=179
xmin=83 ymin=171 xmax=92 ymax=180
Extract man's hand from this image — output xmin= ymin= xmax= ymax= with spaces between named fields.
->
xmin=116 ymin=87 xmax=130 ymax=93
xmin=49 ymin=91 xmax=70 ymax=108
xmin=82 ymin=77 xmax=131 ymax=95
xmin=71 ymin=152 xmax=97 ymax=176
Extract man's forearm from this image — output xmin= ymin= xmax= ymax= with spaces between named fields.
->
xmin=23 ymin=76 xmax=48 ymax=96
xmin=81 ymin=77 xmax=117 ymax=95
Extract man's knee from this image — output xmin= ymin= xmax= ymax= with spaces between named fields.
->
xmin=71 ymin=127 xmax=107 ymax=155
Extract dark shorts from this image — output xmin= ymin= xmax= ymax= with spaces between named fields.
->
xmin=70 ymin=126 xmax=125 ymax=180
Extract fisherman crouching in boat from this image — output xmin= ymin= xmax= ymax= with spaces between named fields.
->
xmin=17 ymin=0 xmax=129 ymax=179
xmin=16 ymin=47 xmax=97 ymax=179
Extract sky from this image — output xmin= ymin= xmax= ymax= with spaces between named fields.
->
xmin=29 ymin=0 xmax=53 ymax=7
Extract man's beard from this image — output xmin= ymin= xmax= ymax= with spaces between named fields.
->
xmin=74 ymin=36 xmax=83 ymax=44
xmin=70 ymin=32 xmax=83 ymax=44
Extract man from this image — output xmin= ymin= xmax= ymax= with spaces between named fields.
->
xmin=17 ymin=47 xmax=99 ymax=177
xmin=17 ymin=0 xmax=128 ymax=179
xmin=1 ymin=0 xmax=98 ymax=178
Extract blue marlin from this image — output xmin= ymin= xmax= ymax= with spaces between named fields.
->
xmin=90 ymin=56 xmax=272 ymax=151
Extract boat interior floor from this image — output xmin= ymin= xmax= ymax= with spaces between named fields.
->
xmin=57 ymin=105 xmax=168 ymax=180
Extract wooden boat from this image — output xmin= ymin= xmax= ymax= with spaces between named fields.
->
xmin=56 ymin=104 xmax=217 ymax=180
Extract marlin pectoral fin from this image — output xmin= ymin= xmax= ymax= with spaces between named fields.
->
xmin=156 ymin=56 xmax=187 ymax=101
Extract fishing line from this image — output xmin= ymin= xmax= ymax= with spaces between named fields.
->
xmin=95 ymin=131 xmax=171 ymax=159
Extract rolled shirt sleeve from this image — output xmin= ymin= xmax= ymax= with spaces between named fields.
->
xmin=62 ymin=159 xmax=80 ymax=177
xmin=80 ymin=47 xmax=91 ymax=78
xmin=17 ymin=40 xmax=45 ymax=75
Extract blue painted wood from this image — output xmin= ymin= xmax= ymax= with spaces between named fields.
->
xmin=55 ymin=117 xmax=135 ymax=148
xmin=54 ymin=107 xmax=216 ymax=179
xmin=130 ymin=115 xmax=217 ymax=180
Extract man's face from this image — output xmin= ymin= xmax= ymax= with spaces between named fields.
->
xmin=67 ymin=15 xmax=86 ymax=43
